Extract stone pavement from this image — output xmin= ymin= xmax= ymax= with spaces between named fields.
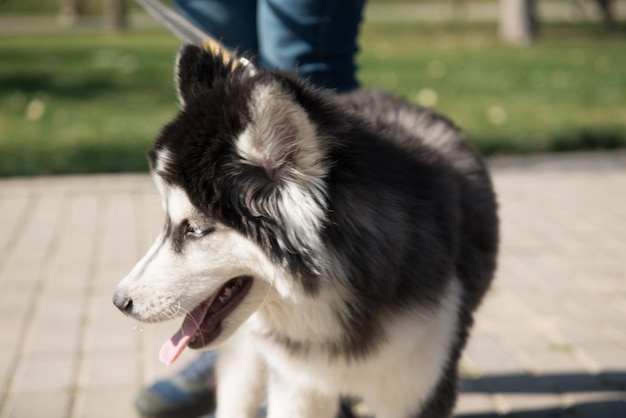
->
xmin=0 ymin=151 xmax=625 ymax=418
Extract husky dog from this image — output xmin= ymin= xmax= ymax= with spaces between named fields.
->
xmin=113 ymin=45 xmax=498 ymax=418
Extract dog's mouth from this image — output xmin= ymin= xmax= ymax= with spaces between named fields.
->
xmin=159 ymin=276 xmax=253 ymax=365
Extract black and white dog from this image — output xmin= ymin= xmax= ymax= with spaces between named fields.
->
xmin=113 ymin=45 xmax=498 ymax=418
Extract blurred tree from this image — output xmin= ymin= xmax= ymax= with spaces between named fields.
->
xmin=499 ymin=0 xmax=537 ymax=45
xmin=58 ymin=0 xmax=83 ymax=26
xmin=596 ymin=0 xmax=615 ymax=27
xmin=104 ymin=0 xmax=128 ymax=32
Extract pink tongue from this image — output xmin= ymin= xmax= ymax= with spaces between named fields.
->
xmin=159 ymin=302 xmax=210 ymax=366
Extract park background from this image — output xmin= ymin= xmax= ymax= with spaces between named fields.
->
xmin=0 ymin=0 xmax=624 ymax=176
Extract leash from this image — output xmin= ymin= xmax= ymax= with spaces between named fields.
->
xmin=135 ymin=0 xmax=255 ymax=72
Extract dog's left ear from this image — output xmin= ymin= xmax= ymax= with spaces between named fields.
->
xmin=175 ymin=44 xmax=240 ymax=106
xmin=236 ymin=83 xmax=327 ymax=183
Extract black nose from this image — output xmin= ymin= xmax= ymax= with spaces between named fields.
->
xmin=113 ymin=292 xmax=133 ymax=314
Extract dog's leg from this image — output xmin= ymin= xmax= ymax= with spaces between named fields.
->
xmin=215 ymin=329 xmax=267 ymax=418
xmin=266 ymin=370 xmax=338 ymax=418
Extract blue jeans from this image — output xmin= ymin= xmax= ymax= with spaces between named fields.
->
xmin=175 ymin=0 xmax=365 ymax=92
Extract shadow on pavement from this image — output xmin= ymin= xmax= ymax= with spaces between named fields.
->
xmin=459 ymin=372 xmax=626 ymax=418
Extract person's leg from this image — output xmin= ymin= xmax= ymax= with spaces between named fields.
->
xmin=257 ymin=0 xmax=366 ymax=92
xmin=175 ymin=0 xmax=259 ymax=56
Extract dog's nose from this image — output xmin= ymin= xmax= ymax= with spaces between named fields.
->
xmin=113 ymin=291 xmax=133 ymax=314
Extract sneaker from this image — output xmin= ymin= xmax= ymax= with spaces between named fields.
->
xmin=135 ymin=351 xmax=217 ymax=418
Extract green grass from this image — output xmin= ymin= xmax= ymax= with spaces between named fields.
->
xmin=358 ymin=22 xmax=626 ymax=155
xmin=0 ymin=32 xmax=180 ymax=175
xmin=0 ymin=22 xmax=625 ymax=176
xmin=0 ymin=0 xmax=144 ymax=15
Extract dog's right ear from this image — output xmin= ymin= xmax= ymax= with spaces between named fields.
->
xmin=175 ymin=45 xmax=213 ymax=106
xmin=175 ymin=44 xmax=234 ymax=107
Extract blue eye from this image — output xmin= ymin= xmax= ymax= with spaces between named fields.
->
xmin=185 ymin=223 xmax=212 ymax=238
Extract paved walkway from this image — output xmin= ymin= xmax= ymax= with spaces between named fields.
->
xmin=0 ymin=151 xmax=625 ymax=418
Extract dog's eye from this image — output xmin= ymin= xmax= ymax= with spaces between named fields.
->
xmin=185 ymin=224 xmax=213 ymax=239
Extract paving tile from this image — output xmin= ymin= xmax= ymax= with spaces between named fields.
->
xmin=0 ymin=313 xmax=30 ymax=349
xmin=576 ymin=342 xmax=626 ymax=371
xmin=522 ymin=346 xmax=587 ymax=375
xmin=0 ymin=195 xmax=30 ymax=260
xmin=77 ymin=350 xmax=139 ymax=388
xmin=9 ymin=352 xmax=76 ymax=393
xmin=82 ymin=294 xmax=141 ymax=353
xmin=0 ymin=347 xmax=18 ymax=396
xmin=463 ymin=336 xmax=528 ymax=375
xmin=499 ymin=393 xmax=565 ymax=415
xmin=0 ymin=289 xmax=32 ymax=325
xmin=21 ymin=314 xmax=82 ymax=355
xmin=136 ymin=192 xmax=162 ymax=251
xmin=41 ymin=194 xmax=99 ymax=292
xmin=0 ymin=195 xmax=64 ymax=304
xmin=18 ymin=289 xmax=86 ymax=356
xmin=95 ymin=193 xmax=141 ymax=270
xmin=486 ymin=316 xmax=550 ymax=351
xmin=1 ymin=389 xmax=70 ymax=418
xmin=566 ymin=294 xmax=626 ymax=323
xmin=455 ymin=393 xmax=497 ymax=416
xmin=71 ymin=386 xmax=138 ymax=418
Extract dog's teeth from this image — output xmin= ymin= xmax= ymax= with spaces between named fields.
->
xmin=218 ymin=288 xmax=232 ymax=304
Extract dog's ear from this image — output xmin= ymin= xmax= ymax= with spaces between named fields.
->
xmin=236 ymin=83 xmax=327 ymax=184
xmin=236 ymin=82 xmax=329 ymax=270
xmin=175 ymin=44 xmax=237 ymax=106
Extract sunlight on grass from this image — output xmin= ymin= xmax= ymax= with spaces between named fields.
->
xmin=0 ymin=32 xmax=180 ymax=175
xmin=0 ymin=23 xmax=625 ymax=176
xmin=358 ymin=22 xmax=626 ymax=155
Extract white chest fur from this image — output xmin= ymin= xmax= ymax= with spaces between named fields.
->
xmin=248 ymin=277 xmax=464 ymax=418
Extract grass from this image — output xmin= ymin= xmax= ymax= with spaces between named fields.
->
xmin=0 ymin=0 xmax=144 ymax=15
xmin=0 ymin=32 xmax=180 ymax=175
xmin=0 ymin=21 xmax=625 ymax=176
xmin=358 ymin=22 xmax=626 ymax=154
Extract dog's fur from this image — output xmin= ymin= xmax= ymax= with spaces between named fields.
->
xmin=114 ymin=45 xmax=498 ymax=418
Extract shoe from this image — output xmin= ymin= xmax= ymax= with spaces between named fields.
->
xmin=135 ymin=351 xmax=217 ymax=418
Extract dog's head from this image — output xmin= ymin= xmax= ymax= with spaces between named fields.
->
xmin=113 ymin=45 xmax=332 ymax=364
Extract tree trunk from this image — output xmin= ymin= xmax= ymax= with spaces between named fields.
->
xmin=104 ymin=0 xmax=128 ymax=32
xmin=499 ymin=0 xmax=537 ymax=46
xmin=58 ymin=0 xmax=82 ymax=26
xmin=596 ymin=0 xmax=615 ymax=27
